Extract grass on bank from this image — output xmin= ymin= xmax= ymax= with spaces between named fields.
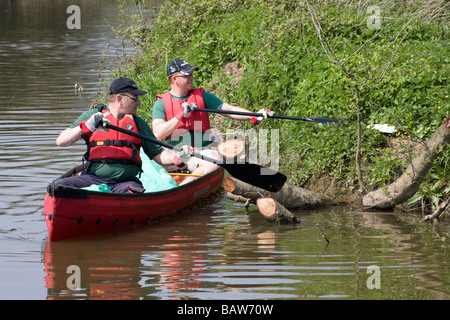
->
xmin=106 ymin=0 xmax=449 ymax=212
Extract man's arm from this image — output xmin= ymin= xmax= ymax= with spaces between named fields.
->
xmin=219 ymin=103 xmax=255 ymax=121
xmin=56 ymin=126 xmax=85 ymax=147
xmin=56 ymin=109 xmax=97 ymax=147
xmin=204 ymin=91 xmax=262 ymax=122
xmin=152 ymin=117 xmax=182 ymax=141
xmin=220 ymin=102 xmax=273 ymax=125
xmin=152 ymin=149 xmax=178 ymax=166
xmin=152 ymin=98 xmax=193 ymax=140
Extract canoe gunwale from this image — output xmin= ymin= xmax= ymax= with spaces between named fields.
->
xmin=47 ymin=165 xmax=224 ymax=199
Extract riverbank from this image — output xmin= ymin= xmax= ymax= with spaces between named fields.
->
xmin=112 ymin=0 xmax=449 ymax=214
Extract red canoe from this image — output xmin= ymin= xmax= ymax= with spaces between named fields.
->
xmin=44 ymin=166 xmax=224 ymax=241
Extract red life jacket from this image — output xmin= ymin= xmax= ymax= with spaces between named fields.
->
xmin=156 ymin=88 xmax=211 ymax=139
xmin=86 ymin=110 xmax=142 ymax=166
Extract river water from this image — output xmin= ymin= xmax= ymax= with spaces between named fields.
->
xmin=0 ymin=0 xmax=449 ymax=301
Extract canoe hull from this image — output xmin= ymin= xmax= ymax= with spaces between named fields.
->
xmin=44 ymin=168 xmax=224 ymax=241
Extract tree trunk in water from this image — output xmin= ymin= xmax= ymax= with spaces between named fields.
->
xmin=223 ymin=176 xmax=326 ymax=209
xmin=256 ymin=197 xmax=300 ymax=224
xmin=363 ymin=119 xmax=450 ymax=209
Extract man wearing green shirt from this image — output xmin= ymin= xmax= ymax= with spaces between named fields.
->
xmin=152 ymin=59 xmax=272 ymax=183
xmin=54 ymin=77 xmax=190 ymax=193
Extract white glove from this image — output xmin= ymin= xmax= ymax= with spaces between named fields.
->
xmin=251 ymin=108 xmax=274 ymax=125
xmin=256 ymin=108 xmax=274 ymax=122
xmin=83 ymin=112 xmax=110 ymax=133
xmin=181 ymin=102 xmax=195 ymax=118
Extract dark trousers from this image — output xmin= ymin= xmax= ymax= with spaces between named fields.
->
xmin=53 ymin=172 xmax=144 ymax=193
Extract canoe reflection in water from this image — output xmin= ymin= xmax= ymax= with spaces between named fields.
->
xmin=42 ymin=209 xmax=220 ymax=300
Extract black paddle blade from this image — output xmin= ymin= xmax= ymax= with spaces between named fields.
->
xmin=219 ymin=162 xmax=287 ymax=192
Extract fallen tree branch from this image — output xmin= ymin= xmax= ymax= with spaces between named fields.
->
xmin=223 ymin=176 xmax=326 ymax=209
xmin=363 ymin=119 xmax=450 ymax=209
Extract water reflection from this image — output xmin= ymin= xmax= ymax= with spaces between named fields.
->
xmin=42 ymin=204 xmax=449 ymax=300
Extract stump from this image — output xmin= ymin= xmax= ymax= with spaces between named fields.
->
xmin=256 ymin=197 xmax=299 ymax=224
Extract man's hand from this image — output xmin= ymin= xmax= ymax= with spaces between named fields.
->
xmin=80 ymin=112 xmax=110 ymax=135
xmin=250 ymin=108 xmax=274 ymax=125
xmin=183 ymin=102 xmax=196 ymax=118
xmin=175 ymin=102 xmax=195 ymax=120
xmin=173 ymin=145 xmax=194 ymax=168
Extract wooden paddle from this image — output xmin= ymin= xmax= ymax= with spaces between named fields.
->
xmin=191 ymin=107 xmax=340 ymax=125
xmin=106 ymin=124 xmax=287 ymax=192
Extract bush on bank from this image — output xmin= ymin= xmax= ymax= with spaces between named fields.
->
xmin=111 ymin=0 xmax=449 ymax=212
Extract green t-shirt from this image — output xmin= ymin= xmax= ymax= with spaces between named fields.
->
xmin=152 ymin=90 xmax=223 ymax=148
xmin=71 ymin=107 xmax=163 ymax=181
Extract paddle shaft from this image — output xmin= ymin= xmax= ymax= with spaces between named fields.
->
xmin=192 ymin=107 xmax=340 ymax=125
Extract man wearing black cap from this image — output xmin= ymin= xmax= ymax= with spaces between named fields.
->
xmin=54 ymin=77 xmax=189 ymax=193
xmin=152 ymin=59 xmax=272 ymax=182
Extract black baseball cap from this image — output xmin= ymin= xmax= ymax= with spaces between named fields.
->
xmin=109 ymin=77 xmax=147 ymax=95
xmin=166 ymin=59 xmax=199 ymax=76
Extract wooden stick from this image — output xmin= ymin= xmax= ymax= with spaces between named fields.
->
xmin=422 ymin=201 xmax=448 ymax=222
xmin=316 ymin=223 xmax=330 ymax=243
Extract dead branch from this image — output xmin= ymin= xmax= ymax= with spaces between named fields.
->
xmin=363 ymin=119 xmax=450 ymax=209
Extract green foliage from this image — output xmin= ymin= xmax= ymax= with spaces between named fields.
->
xmin=113 ymin=0 xmax=449 ymax=210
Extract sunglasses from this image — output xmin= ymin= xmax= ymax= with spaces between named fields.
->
xmin=120 ymin=94 xmax=138 ymax=101
xmin=174 ymin=74 xmax=193 ymax=78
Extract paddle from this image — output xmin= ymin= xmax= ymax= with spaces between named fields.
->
xmin=106 ymin=123 xmax=287 ymax=192
xmin=192 ymin=107 xmax=340 ymax=125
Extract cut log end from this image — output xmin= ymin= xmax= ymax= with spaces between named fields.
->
xmin=256 ymin=197 xmax=300 ymax=224
xmin=223 ymin=176 xmax=236 ymax=193
xmin=217 ymin=139 xmax=246 ymax=162
xmin=257 ymin=198 xmax=275 ymax=218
